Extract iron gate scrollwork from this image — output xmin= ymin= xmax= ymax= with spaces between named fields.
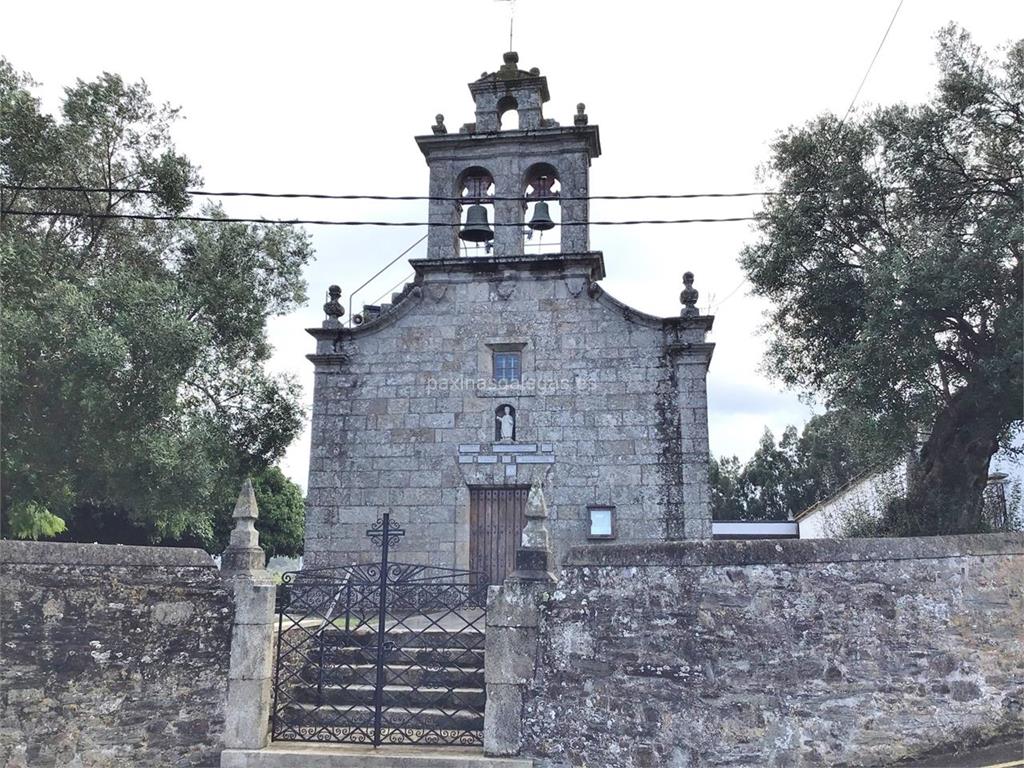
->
xmin=271 ymin=513 xmax=489 ymax=746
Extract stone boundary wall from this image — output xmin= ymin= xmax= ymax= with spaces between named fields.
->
xmin=0 ymin=541 xmax=234 ymax=767
xmin=518 ymin=533 xmax=1024 ymax=767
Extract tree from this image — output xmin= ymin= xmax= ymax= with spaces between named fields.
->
xmin=740 ymin=27 xmax=1023 ymax=534
xmin=740 ymin=427 xmax=800 ymax=521
xmin=0 ymin=60 xmax=313 ymax=551
xmin=249 ymin=467 xmax=305 ymax=559
xmin=794 ymin=408 xmax=895 ymax=506
xmin=211 ymin=467 xmax=305 ymax=559
xmin=710 ymin=411 xmax=883 ymax=521
xmin=709 ymin=455 xmax=746 ymax=519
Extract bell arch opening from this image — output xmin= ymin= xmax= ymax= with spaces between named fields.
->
xmin=523 ymin=163 xmax=561 ymax=254
xmin=496 ymin=96 xmax=520 ymax=130
xmin=457 ymin=166 xmax=495 ymax=254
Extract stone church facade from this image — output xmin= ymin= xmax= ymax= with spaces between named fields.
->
xmin=304 ymin=53 xmax=714 ymax=582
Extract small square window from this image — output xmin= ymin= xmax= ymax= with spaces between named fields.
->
xmin=493 ymin=351 xmax=522 ymax=384
xmin=588 ymin=506 xmax=616 ymax=539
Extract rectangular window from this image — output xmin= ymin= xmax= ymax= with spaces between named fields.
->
xmin=493 ymin=351 xmax=522 ymax=384
xmin=588 ymin=506 xmax=616 ymax=539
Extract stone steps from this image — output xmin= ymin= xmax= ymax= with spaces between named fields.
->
xmin=316 ymin=645 xmax=485 ymax=668
xmin=292 ymin=683 xmax=486 ymax=710
xmin=276 ymin=702 xmax=484 ymax=732
xmin=274 ymin=626 xmax=487 ymax=747
xmin=222 ymin=744 xmax=532 ymax=768
xmin=308 ymin=663 xmax=484 ymax=689
xmin=318 ymin=628 xmax=486 ymax=650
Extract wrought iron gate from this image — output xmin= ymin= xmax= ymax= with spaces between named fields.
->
xmin=271 ymin=514 xmax=488 ymax=746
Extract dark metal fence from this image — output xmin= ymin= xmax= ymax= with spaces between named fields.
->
xmin=271 ymin=514 xmax=488 ymax=746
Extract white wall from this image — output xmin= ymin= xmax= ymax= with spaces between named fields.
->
xmin=798 ymin=460 xmax=909 ymax=539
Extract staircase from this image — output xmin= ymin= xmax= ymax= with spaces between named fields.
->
xmin=221 ymin=744 xmax=533 ymax=768
xmin=273 ymin=625 xmax=487 ymax=745
xmin=226 ymin=623 xmax=532 ymax=767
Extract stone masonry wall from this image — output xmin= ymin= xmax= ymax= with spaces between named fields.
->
xmin=0 ymin=541 xmax=234 ymax=768
xmin=520 ymin=533 xmax=1024 ymax=767
xmin=305 ymin=253 xmax=713 ymax=570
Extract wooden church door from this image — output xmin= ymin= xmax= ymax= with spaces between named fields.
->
xmin=469 ymin=486 xmax=529 ymax=586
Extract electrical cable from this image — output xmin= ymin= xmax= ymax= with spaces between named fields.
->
xmin=1 ymin=209 xmax=757 ymax=226
xmin=2 ymin=183 xmax=792 ymax=202
xmin=837 ymin=0 xmax=904 ymax=132
xmin=369 ymin=271 xmax=416 ymax=307
xmin=712 ymin=0 xmax=905 ymax=313
xmin=347 ymin=234 xmax=428 ymax=319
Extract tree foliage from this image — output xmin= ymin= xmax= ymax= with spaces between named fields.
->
xmin=710 ymin=410 xmax=878 ymax=521
xmin=245 ymin=467 xmax=305 ymax=559
xmin=0 ymin=60 xmax=312 ymax=553
xmin=740 ymin=27 xmax=1023 ymax=533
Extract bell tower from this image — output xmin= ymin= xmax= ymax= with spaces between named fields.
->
xmin=416 ymin=52 xmax=601 ymax=259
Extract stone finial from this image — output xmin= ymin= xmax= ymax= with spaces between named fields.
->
xmin=574 ymin=103 xmax=588 ymax=126
xmin=323 ymin=285 xmax=345 ymax=328
xmin=221 ymin=478 xmax=266 ymax=574
xmin=521 ymin=475 xmax=551 ymax=551
xmin=233 ymin=478 xmax=258 ymax=520
xmin=680 ymin=271 xmax=699 ymax=317
xmin=510 ymin=474 xmax=555 ymax=583
xmin=431 ymin=114 xmax=447 ymax=135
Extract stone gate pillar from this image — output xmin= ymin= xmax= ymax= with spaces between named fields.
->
xmin=484 ymin=476 xmax=556 ymax=756
xmin=220 ymin=480 xmax=276 ymax=754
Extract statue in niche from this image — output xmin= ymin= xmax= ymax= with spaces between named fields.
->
xmin=495 ymin=405 xmax=516 ymax=443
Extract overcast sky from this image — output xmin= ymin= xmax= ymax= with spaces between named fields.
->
xmin=3 ymin=1 xmax=1020 ymax=490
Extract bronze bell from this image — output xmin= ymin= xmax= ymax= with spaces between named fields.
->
xmin=528 ymin=200 xmax=555 ymax=231
xmin=459 ymin=204 xmax=494 ymax=242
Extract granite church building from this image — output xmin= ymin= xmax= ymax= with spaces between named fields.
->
xmin=304 ymin=53 xmax=714 ymax=583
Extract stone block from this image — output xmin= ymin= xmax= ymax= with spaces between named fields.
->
xmin=485 ymin=625 xmax=538 ymax=684
xmin=511 ymin=547 xmax=555 ymax=581
xmin=222 ymin=677 xmax=272 ymax=750
xmin=492 ymin=443 xmax=539 ymax=453
xmin=232 ymin=580 xmax=276 ymax=625
xmin=483 ymin=683 xmax=523 ymax=757
xmin=515 ymin=454 xmax=555 ymax=464
xmin=228 ymin=622 xmax=275 ymax=681
xmin=221 ymin=547 xmax=265 ymax=573
xmin=486 ymin=582 xmax=543 ymax=628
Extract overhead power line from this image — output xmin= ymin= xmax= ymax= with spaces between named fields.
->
xmin=838 ymin=0 xmax=904 ymax=131
xmin=4 ymin=183 xmax=789 ymax=202
xmin=712 ymin=0 xmax=905 ymax=313
xmin=2 ymin=209 xmax=757 ymax=226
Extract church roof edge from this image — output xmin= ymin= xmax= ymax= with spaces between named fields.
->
xmin=409 ymin=251 xmax=606 ymax=281
xmin=415 ymin=124 xmax=601 ymax=158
